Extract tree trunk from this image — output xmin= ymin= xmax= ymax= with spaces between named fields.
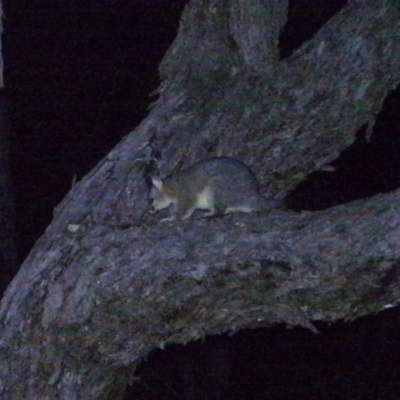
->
xmin=1 ymin=0 xmax=400 ymax=399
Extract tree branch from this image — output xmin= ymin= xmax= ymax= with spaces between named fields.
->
xmin=1 ymin=0 xmax=400 ymax=399
xmin=157 ymin=0 xmax=400 ymax=198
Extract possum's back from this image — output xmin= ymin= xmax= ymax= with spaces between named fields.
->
xmin=178 ymin=157 xmax=260 ymax=190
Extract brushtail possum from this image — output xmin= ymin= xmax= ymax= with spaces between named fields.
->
xmin=149 ymin=157 xmax=274 ymax=221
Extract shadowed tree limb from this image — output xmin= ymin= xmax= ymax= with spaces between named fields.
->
xmin=1 ymin=0 xmax=400 ymax=399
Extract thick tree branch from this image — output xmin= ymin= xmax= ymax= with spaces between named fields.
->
xmin=1 ymin=0 xmax=400 ymax=399
xmin=2 ymin=185 xmax=400 ymax=398
xmin=157 ymin=0 xmax=400 ymax=198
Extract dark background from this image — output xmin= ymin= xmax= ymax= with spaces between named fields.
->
xmin=3 ymin=1 xmax=400 ymax=399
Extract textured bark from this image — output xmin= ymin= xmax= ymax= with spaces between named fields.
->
xmin=1 ymin=0 xmax=400 ymax=399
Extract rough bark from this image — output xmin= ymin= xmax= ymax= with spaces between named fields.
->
xmin=1 ymin=0 xmax=400 ymax=399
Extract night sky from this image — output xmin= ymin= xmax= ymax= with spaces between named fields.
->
xmin=3 ymin=1 xmax=400 ymax=399
xmin=5 ymin=0 xmax=188 ymax=262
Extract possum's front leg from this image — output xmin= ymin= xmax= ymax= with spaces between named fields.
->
xmin=164 ymin=197 xmax=197 ymax=221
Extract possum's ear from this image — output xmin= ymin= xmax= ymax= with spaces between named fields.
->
xmin=151 ymin=177 xmax=163 ymax=191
